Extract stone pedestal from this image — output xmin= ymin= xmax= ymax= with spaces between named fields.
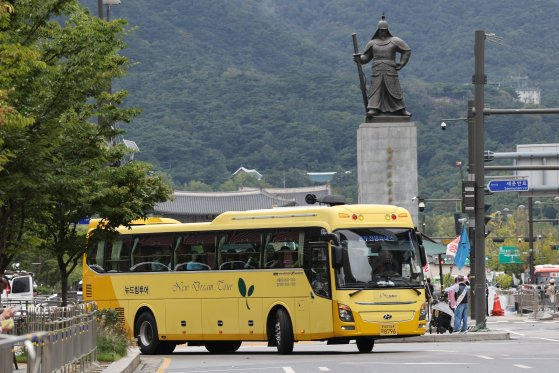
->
xmin=357 ymin=120 xmax=419 ymax=225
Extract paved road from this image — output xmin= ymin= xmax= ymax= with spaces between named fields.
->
xmin=135 ymin=317 xmax=559 ymax=373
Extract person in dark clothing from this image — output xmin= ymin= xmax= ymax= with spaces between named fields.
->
xmin=425 ymin=278 xmax=434 ymax=302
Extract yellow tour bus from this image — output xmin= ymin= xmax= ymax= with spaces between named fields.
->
xmin=82 ymin=195 xmax=428 ymax=355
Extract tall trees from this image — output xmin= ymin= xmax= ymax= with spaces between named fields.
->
xmin=0 ymin=1 xmax=171 ymax=304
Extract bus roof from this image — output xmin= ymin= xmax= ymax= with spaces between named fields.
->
xmin=534 ymin=264 xmax=559 ymax=273
xmin=94 ymin=204 xmax=414 ymax=235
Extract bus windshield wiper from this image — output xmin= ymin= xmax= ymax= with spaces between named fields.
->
xmin=390 ymin=277 xmax=421 ymax=295
xmin=349 ymin=280 xmax=378 ymax=297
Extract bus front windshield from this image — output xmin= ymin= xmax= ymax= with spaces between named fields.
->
xmin=335 ymin=228 xmax=424 ymax=289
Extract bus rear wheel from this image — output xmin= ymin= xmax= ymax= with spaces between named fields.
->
xmin=136 ymin=312 xmax=161 ymax=355
xmin=274 ymin=309 xmax=294 ymax=354
xmin=204 ymin=341 xmax=242 ymax=354
xmin=355 ymin=337 xmax=375 ymax=353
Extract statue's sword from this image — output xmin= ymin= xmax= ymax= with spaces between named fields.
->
xmin=352 ymin=33 xmax=368 ymax=112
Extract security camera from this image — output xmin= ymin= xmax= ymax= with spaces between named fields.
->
xmin=518 ymin=237 xmax=522 ymax=243
xmin=441 ymin=121 xmax=447 ymax=130
xmin=538 ymin=234 xmax=542 ymax=240
xmin=418 ymin=201 xmax=426 ymax=212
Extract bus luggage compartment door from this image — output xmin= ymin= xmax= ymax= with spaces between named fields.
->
xmin=202 ymin=299 xmax=239 ymax=337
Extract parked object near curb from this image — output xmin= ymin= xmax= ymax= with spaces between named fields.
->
xmin=491 ymin=293 xmax=504 ymax=316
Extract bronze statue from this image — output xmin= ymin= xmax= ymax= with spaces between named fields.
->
xmin=353 ymin=15 xmax=411 ymax=117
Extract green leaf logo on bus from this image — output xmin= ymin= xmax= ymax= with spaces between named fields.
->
xmin=238 ymin=278 xmax=254 ymax=310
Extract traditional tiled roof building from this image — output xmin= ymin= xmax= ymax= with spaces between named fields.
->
xmin=153 ymin=185 xmax=331 ymax=222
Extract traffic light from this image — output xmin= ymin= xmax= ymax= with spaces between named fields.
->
xmin=484 ymin=204 xmax=492 ymax=237
xmin=454 ymin=212 xmax=462 ymax=236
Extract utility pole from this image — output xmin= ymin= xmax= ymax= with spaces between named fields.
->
xmin=528 ymin=197 xmax=535 ymax=283
xmin=467 ymin=100 xmax=476 ymax=319
xmin=470 ymin=29 xmax=559 ymax=328
xmin=473 ymin=30 xmax=487 ymax=328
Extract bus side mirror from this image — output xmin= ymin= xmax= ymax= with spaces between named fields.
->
xmin=322 ymin=232 xmax=343 ymax=268
xmin=331 ymin=244 xmax=343 ymax=269
xmin=419 ymin=244 xmax=427 ymax=268
xmin=321 ymin=232 xmax=340 ymax=247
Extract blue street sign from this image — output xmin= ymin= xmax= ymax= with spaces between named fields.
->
xmin=77 ymin=217 xmax=91 ymax=225
xmin=487 ymin=179 xmax=529 ymax=193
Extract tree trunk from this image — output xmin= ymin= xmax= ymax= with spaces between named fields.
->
xmin=57 ymin=255 xmax=69 ymax=307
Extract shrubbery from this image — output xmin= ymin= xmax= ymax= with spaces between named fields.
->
xmin=96 ymin=309 xmax=129 ymax=362
xmin=496 ymin=273 xmax=513 ymax=289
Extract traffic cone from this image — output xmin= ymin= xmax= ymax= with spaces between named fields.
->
xmin=491 ymin=293 xmax=504 ymax=316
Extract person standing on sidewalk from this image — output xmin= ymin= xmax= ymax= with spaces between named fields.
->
xmin=546 ymin=279 xmax=556 ymax=310
xmin=444 ymin=275 xmax=470 ymax=333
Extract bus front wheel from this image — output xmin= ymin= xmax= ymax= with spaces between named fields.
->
xmin=355 ymin=337 xmax=375 ymax=353
xmin=136 ymin=312 xmax=161 ymax=355
xmin=274 ymin=309 xmax=294 ymax=354
xmin=204 ymin=341 xmax=242 ymax=354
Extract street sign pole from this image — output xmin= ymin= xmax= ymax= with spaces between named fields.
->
xmin=473 ymin=30 xmax=487 ymax=329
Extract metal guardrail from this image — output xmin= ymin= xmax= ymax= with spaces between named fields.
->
xmin=0 ymin=332 xmax=45 ymax=373
xmin=2 ymin=302 xmax=97 ymax=372
xmin=515 ymin=288 xmax=558 ymax=317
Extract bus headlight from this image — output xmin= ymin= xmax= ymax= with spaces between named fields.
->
xmin=419 ymin=302 xmax=427 ymax=321
xmin=338 ymin=303 xmax=354 ymax=322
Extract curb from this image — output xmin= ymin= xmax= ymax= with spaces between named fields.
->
xmin=377 ymin=331 xmax=510 ymax=343
xmin=100 ymin=348 xmax=141 ymax=373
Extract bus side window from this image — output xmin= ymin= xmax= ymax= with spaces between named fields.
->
xmin=220 ymin=231 xmax=262 ymax=270
xmin=303 ymin=228 xmax=331 ymax=298
xmin=87 ymin=239 xmax=107 ymax=273
xmin=265 ymin=229 xmax=302 ymax=269
xmin=174 ymin=233 xmax=217 ymax=271
xmin=107 ymin=237 xmax=132 ymax=272
xmin=130 ymin=235 xmax=173 ymax=272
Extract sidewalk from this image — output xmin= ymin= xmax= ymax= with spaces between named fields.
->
xmin=101 ymin=348 xmax=141 ymax=373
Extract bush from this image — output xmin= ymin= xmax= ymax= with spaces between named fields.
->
xmin=496 ymin=273 xmax=513 ymax=289
xmin=96 ymin=309 xmax=129 ymax=361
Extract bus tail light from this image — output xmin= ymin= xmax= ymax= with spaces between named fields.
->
xmin=338 ymin=303 xmax=354 ymax=322
xmin=419 ymin=302 xmax=427 ymax=321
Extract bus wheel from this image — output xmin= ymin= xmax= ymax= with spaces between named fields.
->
xmin=355 ymin=337 xmax=375 ymax=353
xmin=204 ymin=341 xmax=242 ymax=354
xmin=136 ymin=312 xmax=161 ymax=355
xmin=157 ymin=342 xmax=177 ymax=355
xmin=274 ymin=309 xmax=294 ymax=354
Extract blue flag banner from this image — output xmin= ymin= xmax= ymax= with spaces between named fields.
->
xmin=454 ymin=226 xmax=471 ymax=270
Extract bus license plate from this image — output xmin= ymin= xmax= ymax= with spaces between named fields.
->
xmin=380 ymin=324 xmax=397 ymax=336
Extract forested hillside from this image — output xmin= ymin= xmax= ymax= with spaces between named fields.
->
xmin=81 ymin=0 xmax=559 ymax=201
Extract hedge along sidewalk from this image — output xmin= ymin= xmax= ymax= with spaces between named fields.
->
xmin=101 ymin=348 xmax=141 ymax=373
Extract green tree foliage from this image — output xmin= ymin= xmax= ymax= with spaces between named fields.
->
xmin=0 ymin=1 xmax=172 ymax=304
xmin=496 ymin=273 xmax=513 ymax=289
xmin=73 ymin=0 xmax=559 ymax=197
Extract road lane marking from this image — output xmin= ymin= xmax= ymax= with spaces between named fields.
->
xmin=157 ymin=358 xmax=171 ymax=373
xmin=283 ymin=367 xmax=296 ymax=373
xmin=503 ymin=356 xmax=559 ymax=360
xmin=513 ymin=364 xmax=532 ymax=369
xmin=500 ymin=329 xmax=525 ymax=336
xmin=185 ymin=368 xmax=284 ymax=373
xmin=342 ymin=362 xmax=479 ymax=365
xmin=476 ymin=355 xmax=493 ymax=360
xmin=318 ymin=368 xmax=330 ymax=371
xmin=533 ymin=337 xmax=559 ymax=342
